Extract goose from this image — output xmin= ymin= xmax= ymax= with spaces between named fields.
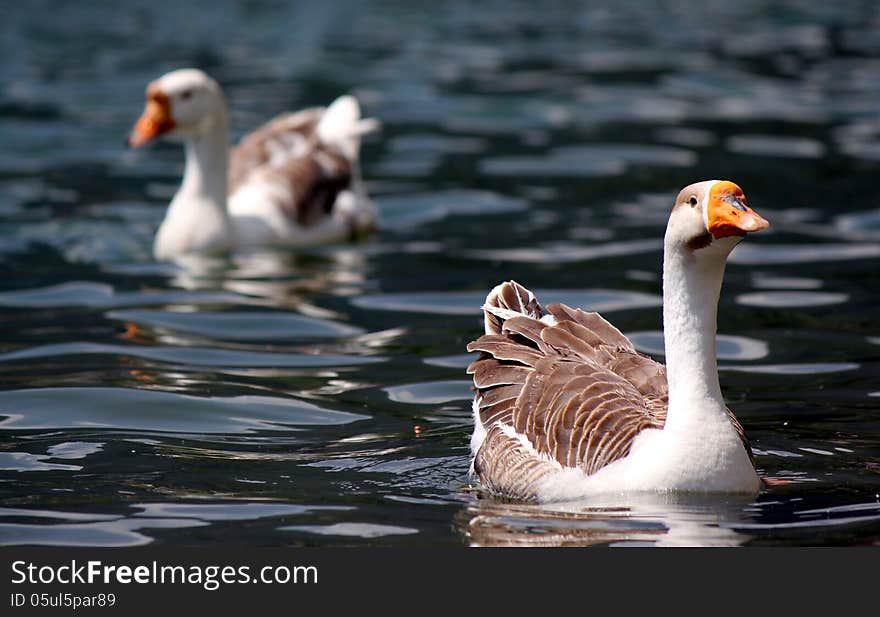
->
xmin=466 ymin=180 xmax=769 ymax=503
xmin=127 ymin=68 xmax=379 ymax=260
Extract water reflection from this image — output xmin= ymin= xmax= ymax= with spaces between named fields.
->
xmin=106 ymin=308 xmax=364 ymax=342
xmin=735 ymin=291 xmax=848 ymax=308
xmin=0 ymin=517 xmax=207 ymax=547
xmin=353 ymin=288 xmax=660 ymax=315
xmin=730 ymin=243 xmax=880 ymax=265
xmin=166 ymin=247 xmax=371 ymax=307
xmin=628 ymin=331 xmax=769 ymax=361
xmin=0 ymin=502 xmax=352 ymax=547
xmin=0 ymin=441 xmax=102 ymax=472
xmin=385 ymin=380 xmax=472 ymax=405
xmin=0 ymin=342 xmax=383 ymax=368
xmin=0 ymin=387 xmax=368 ymax=432
xmin=280 ymin=522 xmax=419 ymax=538
xmin=459 ymin=493 xmax=757 ymax=547
xmin=0 ymin=281 xmax=243 ymax=308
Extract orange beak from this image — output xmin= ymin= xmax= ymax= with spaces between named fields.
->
xmin=707 ymin=181 xmax=769 ymax=239
xmin=128 ymin=86 xmax=175 ymax=148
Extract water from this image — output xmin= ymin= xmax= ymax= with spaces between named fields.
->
xmin=1 ymin=0 xmax=879 ymax=547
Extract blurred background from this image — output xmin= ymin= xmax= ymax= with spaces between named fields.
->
xmin=1 ymin=0 xmax=879 ymax=547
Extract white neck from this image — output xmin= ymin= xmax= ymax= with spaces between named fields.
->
xmin=154 ymin=119 xmax=232 ymax=259
xmin=661 ymin=238 xmax=729 ymax=432
xmin=179 ymin=124 xmax=229 ymax=208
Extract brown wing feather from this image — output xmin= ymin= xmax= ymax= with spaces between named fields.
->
xmin=482 ymin=280 xmax=544 ymax=335
xmin=270 ymin=150 xmax=352 ymax=227
xmin=546 ymin=303 xmax=634 ymax=351
xmin=469 ymin=281 xmax=753 ymax=499
xmin=228 ymin=107 xmax=355 ymax=228
xmin=473 ymin=424 xmax=559 ymax=502
xmin=229 ymin=108 xmax=324 ymax=192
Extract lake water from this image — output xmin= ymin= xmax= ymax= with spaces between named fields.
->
xmin=1 ymin=0 xmax=879 ymax=547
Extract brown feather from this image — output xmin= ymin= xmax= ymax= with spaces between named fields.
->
xmin=466 ymin=336 xmax=544 ymax=366
xmin=229 ymin=108 xmax=323 ymax=192
xmin=547 ymin=304 xmax=635 ymax=351
xmin=686 ymin=232 xmax=713 ymax=252
xmin=228 ymin=107 xmax=353 ymax=228
xmin=483 ymin=280 xmax=544 ymax=334
xmin=470 ymin=360 xmax=532 ymax=389
xmin=272 ymin=150 xmax=351 ymax=226
xmin=473 ymin=424 xmax=558 ymax=502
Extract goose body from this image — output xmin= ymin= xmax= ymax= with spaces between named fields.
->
xmin=128 ymin=69 xmax=378 ymax=260
xmin=467 ymin=180 xmax=769 ymax=502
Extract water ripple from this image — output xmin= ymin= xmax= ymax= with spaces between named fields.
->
xmin=726 ymin=134 xmax=826 ymax=159
xmin=378 ymin=189 xmax=526 ymax=230
xmin=0 ymin=342 xmax=382 ymax=368
xmin=730 ymin=243 xmax=880 ymax=265
xmin=0 ymin=281 xmax=244 ymax=309
xmin=0 ymin=387 xmax=368 ymax=433
xmin=352 ymin=288 xmax=660 ymax=316
xmin=135 ymin=502 xmax=351 ymax=521
xmin=280 ymin=522 xmax=419 ymax=538
xmin=384 ymin=380 xmax=472 ymax=404
xmin=479 ymin=143 xmax=695 ymax=177
xmin=464 ymin=239 xmax=663 ymax=264
xmin=751 ymin=275 xmax=823 ymax=290
xmin=720 ymin=363 xmax=859 ymax=375
xmin=0 ymin=518 xmax=207 ymax=547
xmin=423 ymin=354 xmax=473 ymax=369
xmin=107 ymin=309 xmax=363 ymax=341
xmin=0 ymin=452 xmax=81 ymax=472
xmin=736 ymin=291 xmax=849 ymax=308
xmin=628 ymin=331 xmax=769 ymax=360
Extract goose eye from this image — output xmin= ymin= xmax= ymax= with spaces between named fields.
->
xmin=180 ymin=90 xmax=193 ymax=101
xmin=688 ymin=195 xmax=698 ymax=207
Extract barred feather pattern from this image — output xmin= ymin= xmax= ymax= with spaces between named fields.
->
xmin=473 ymin=425 xmax=562 ymax=501
xmin=482 ymin=280 xmax=544 ymax=335
xmin=467 ymin=280 xmax=753 ymax=500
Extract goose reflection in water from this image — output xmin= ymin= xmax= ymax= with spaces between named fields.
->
xmin=111 ymin=246 xmax=395 ymax=395
xmin=165 ymin=246 xmax=371 ymax=307
xmin=458 ymin=492 xmax=757 ymax=547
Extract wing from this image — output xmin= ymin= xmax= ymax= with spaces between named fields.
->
xmin=229 ymin=107 xmax=325 ymax=192
xmin=229 ymin=107 xmax=354 ymax=228
xmin=259 ymin=149 xmax=353 ymax=227
xmin=467 ymin=281 xmax=753 ymax=501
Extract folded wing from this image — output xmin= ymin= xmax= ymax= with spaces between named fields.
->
xmin=467 ymin=280 xmax=751 ymax=501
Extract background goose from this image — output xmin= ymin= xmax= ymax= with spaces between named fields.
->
xmin=467 ymin=180 xmax=769 ymax=503
xmin=128 ymin=68 xmax=379 ymax=260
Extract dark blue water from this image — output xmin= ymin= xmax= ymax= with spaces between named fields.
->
xmin=1 ymin=0 xmax=879 ymax=547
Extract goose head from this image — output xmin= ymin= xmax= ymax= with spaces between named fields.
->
xmin=128 ymin=68 xmax=227 ymax=147
xmin=666 ymin=180 xmax=769 ymax=257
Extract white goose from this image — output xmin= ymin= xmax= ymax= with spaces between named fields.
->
xmin=467 ymin=180 xmax=769 ymax=502
xmin=128 ymin=68 xmax=379 ymax=260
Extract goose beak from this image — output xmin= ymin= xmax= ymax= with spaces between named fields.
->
xmin=707 ymin=181 xmax=769 ymax=239
xmin=128 ymin=87 xmax=175 ymax=148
